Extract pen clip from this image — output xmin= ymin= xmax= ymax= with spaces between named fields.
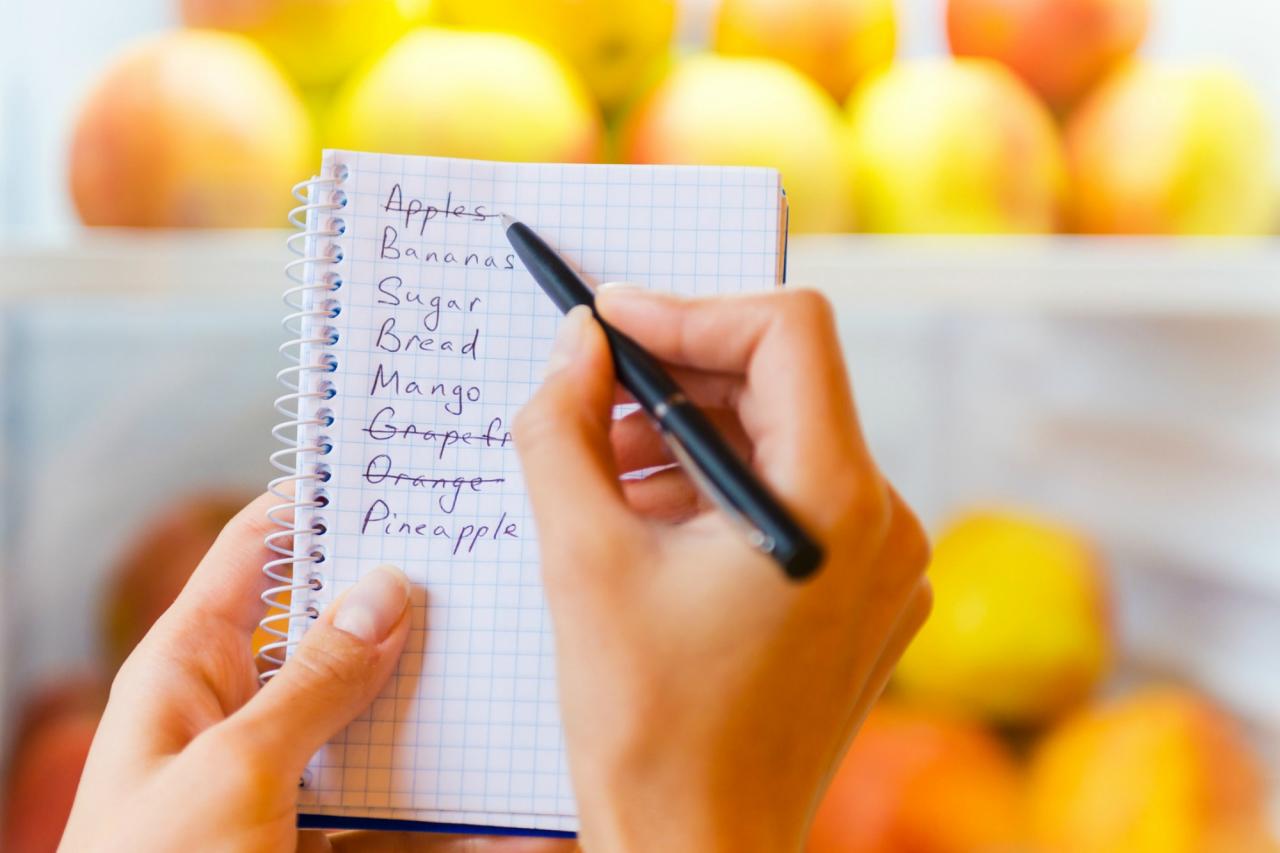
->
xmin=658 ymin=427 xmax=777 ymax=557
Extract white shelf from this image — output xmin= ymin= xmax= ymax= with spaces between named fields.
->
xmin=3 ymin=231 xmax=1280 ymax=317
xmin=794 ymin=235 xmax=1280 ymax=316
xmin=0 ymin=230 xmax=285 ymax=298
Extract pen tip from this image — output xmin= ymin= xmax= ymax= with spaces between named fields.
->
xmin=498 ymin=213 xmax=516 ymax=230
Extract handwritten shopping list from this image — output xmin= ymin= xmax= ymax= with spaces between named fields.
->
xmin=292 ymin=152 xmax=783 ymax=829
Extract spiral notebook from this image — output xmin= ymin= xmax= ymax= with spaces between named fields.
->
xmin=263 ymin=150 xmax=789 ymax=836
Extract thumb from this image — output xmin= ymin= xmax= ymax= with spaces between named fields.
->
xmin=226 ymin=564 xmax=413 ymax=775
xmin=514 ymin=305 xmax=636 ymax=550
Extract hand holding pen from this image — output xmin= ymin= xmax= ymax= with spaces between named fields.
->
xmin=502 ymin=215 xmax=824 ymax=580
xmin=512 ymin=281 xmax=932 ymax=853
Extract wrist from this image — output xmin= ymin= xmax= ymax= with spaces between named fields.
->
xmin=574 ymin=768 xmax=810 ymax=853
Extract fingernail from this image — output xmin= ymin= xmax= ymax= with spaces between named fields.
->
xmin=544 ymin=305 xmax=592 ymax=377
xmin=332 ymin=565 xmax=410 ymax=643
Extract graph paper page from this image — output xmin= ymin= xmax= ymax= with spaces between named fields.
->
xmin=290 ymin=151 xmax=785 ymax=832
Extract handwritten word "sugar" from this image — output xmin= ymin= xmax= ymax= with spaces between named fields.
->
xmin=375 ymin=276 xmax=483 ymax=316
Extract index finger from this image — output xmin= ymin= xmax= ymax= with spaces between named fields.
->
xmin=595 ymin=287 xmax=875 ymax=520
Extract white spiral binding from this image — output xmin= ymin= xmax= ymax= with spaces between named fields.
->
xmin=257 ymin=165 xmax=349 ymax=682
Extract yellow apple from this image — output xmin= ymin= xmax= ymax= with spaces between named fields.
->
xmin=1029 ymin=687 xmax=1276 ymax=853
xmin=69 ymin=30 xmax=313 ymax=228
xmin=327 ymin=28 xmax=603 ymax=163
xmin=398 ymin=0 xmax=437 ymax=24
xmin=180 ymin=0 xmax=429 ymax=88
xmin=1067 ymin=62 xmax=1278 ymax=235
xmin=893 ymin=511 xmax=1112 ymax=726
xmin=947 ymin=0 xmax=1150 ymax=111
xmin=714 ymin=0 xmax=896 ymax=102
xmin=620 ymin=55 xmax=850 ymax=232
xmin=440 ymin=0 xmax=675 ymax=112
xmin=846 ymin=59 xmax=1067 ymax=233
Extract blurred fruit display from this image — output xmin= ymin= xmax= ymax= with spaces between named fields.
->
xmin=69 ymin=30 xmax=312 ymax=227
xmin=714 ymin=0 xmax=896 ymax=102
xmin=621 ymin=55 xmax=849 ymax=232
xmin=327 ymin=28 xmax=603 ymax=163
xmin=809 ymin=700 xmax=1025 ymax=853
xmin=1066 ymin=62 xmax=1279 ymax=235
xmin=100 ymin=492 xmax=252 ymax=670
xmin=947 ymin=0 xmax=1150 ymax=111
xmin=2 ymin=677 xmax=107 ymax=853
xmin=55 ymin=0 xmax=1277 ymax=234
xmin=845 ymin=59 xmax=1066 ymax=233
xmin=439 ymin=0 xmax=676 ymax=113
xmin=893 ymin=511 xmax=1112 ymax=726
xmin=180 ymin=0 xmax=429 ymax=88
xmin=1029 ymin=687 xmax=1276 ymax=853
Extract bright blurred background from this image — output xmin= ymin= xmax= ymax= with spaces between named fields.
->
xmin=2 ymin=0 xmax=1280 ymax=851
xmin=4 ymin=0 xmax=1280 ymax=234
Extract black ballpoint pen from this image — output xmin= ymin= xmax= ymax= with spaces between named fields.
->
xmin=499 ymin=213 xmax=825 ymax=581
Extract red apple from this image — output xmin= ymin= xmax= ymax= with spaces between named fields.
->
xmin=714 ymin=0 xmax=897 ymax=103
xmin=2 ymin=677 xmax=107 ymax=853
xmin=947 ymin=0 xmax=1150 ymax=111
xmin=100 ymin=492 xmax=251 ymax=670
xmin=810 ymin=700 xmax=1025 ymax=853
xmin=70 ymin=30 xmax=313 ymax=227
